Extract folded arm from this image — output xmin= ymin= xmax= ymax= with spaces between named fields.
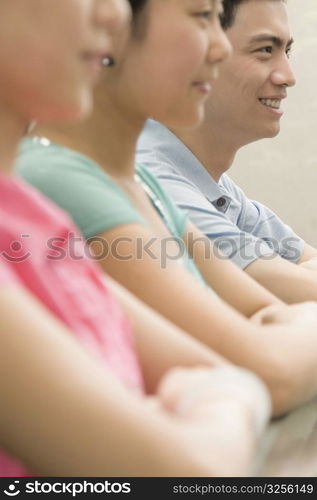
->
xmin=0 ymin=284 xmax=266 ymax=476
xmin=92 ymin=225 xmax=317 ymax=417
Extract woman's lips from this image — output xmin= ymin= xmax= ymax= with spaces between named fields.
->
xmin=192 ymin=81 xmax=212 ymax=94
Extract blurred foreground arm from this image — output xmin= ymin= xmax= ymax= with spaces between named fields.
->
xmin=0 ymin=284 xmax=269 ymax=477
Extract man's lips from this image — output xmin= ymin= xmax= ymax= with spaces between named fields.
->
xmin=259 ymin=94 xmax=287 ymax=110
xmin=258 ymin=94 xmax=287 ymax=112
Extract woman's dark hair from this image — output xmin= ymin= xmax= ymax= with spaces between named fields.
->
xmin=128 ymin=0 xmax=148 ymax=16
xmin=127 ymin=0 xmax=150 ymax=36
xmin=220 ymin=0 xmax=286 ymax=30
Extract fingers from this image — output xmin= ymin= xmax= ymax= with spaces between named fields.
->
xmin=157 ymin=366 xmax=271 ymax=437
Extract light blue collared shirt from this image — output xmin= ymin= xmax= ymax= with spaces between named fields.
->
xmin=136 ymin=120 xmax=304 ymax=269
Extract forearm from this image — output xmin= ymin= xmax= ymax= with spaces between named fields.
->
xmin=112 ymin=270 xmax=285 ymax=418
xmin=0 ymin=287 xmax=233 ymax=476
xmin=106 ymin=275 xmax=226 ymax=393
xmin=247 ymin=256 xmax=317 ymax=304
xmin=93 ymin=229 xmax=317 ymax=417
xmin=299 ymin=257 xmax=317 ymax=273
xmin=100 ymin=255 xmax=316 ymax=416
xmin=184 ymin=223 xmax=282 ymax=317
xmin=298 ymin=243 xmax=317 ymax=264
xmin=105 ymin=277 xmax=310 ymax=419
xmin=248 ymin=318 xmax=317 ymax=417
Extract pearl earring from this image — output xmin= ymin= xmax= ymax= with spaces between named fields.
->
xmin=102 ymin=56 xmax=115 ymax=67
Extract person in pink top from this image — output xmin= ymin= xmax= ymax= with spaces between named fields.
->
xmin=0 ymin=179 xmax=142 ymax=390
xmin=0 ymin=0 xmax=272 ymax=477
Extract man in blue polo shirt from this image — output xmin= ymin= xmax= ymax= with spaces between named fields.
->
xmin=137 ymin=0 xmax=317 ymax=304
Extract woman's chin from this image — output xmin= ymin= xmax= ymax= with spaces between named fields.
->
xmin=157 ymin=109 xmax=205 ymax=131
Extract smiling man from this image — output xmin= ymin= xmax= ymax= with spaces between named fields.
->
xmin=136 ymin=0 xmax=317 ymax=304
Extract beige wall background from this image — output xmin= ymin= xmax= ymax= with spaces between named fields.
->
xmin=230 ymin=0 xmax=317 ymax=246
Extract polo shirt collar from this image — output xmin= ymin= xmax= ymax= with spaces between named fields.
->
xmin=142 ymin=120 xmax=231 ymax=211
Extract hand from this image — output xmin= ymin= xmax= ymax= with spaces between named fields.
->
xmin=155 ymin=366 xmax=271 ymax=476
xmin=251 ymin=301 xmax=317 ymax=327
xmin=251 ymin=302 xmax=317 ymax=414
xmin=157 ymin=366 xmax=271 ymax=436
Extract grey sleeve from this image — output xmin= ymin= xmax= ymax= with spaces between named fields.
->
xmin=222 ymin=176 xmax=305 ymax=264
xmin=140 ymin=159 xmax=297 ymax=269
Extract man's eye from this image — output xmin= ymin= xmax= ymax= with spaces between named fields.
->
xmin=286 ymin=48 xmax=292 ymax=59
xmin=258 ymin=46 xmax=273 ymax=54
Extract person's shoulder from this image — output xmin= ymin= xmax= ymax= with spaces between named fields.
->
xmin=136 ymin=162 xmax=157 ymax=183
xmin=16 ymin=138 xmax=130 ymax=204
xmin=17 ymin=138 xmax=103 ymax=179
xmin=0 ymin=175 xmax=76 ymax=251
xmin=220 ymin=173 xmax=249 ymax=200
xmin=0 ymin=173 xmax=67 ymax=219
xmin=137 ymin=122 xmax=181 ymax=172
xmin=136 ymin=163 xmax=173 ymax=200
xmin=137 ymin=148 xmax=179 ymax=175
xmin=136 ymin=163 xmax=188 ymax=236
xmin=16 ymin=141 xmax=145 ymax=239
xmin=220 ymin=173 xmax=240 ymax=191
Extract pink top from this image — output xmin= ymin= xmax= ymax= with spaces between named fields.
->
xmin=0 ymin=176 xmax=144 ymax=476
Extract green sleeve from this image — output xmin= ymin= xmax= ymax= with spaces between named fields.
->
xmin=16 ymin=139 xmax=146 ymax=239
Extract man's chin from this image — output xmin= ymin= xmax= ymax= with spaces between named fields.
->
xmin=242 ymin=126 xmax=280 ymax=146
xmin=256 ymin=123 xmax=281 ymax=140
xmin=265 ymin=125 xmax=281 ymax=139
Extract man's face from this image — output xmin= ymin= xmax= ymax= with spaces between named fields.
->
xmin=205 ymin=0 xmax=295 ymax=146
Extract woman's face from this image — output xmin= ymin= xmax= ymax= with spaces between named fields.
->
xmin=0 ymin=0 xmax=130 ymax=122
xmin=109 ymin=0 xmax=231 ymax=128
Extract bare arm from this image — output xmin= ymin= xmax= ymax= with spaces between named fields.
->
xmin=91 ymin=225 xmax=317 ymax=416
xmin=298 ymin=243 xmax=317 ymax=263
xmin=0 ymin=285 xmax=266 ymax=477
xmin=246 ymin=250 xmax=317 ymax=303
xmin=298 ymin=243 xmax=317 ymax=273
xmin=105 ymin=275 xmax=226 ymax=394
xmin=184 ymin=222 xmax=282 ymax=316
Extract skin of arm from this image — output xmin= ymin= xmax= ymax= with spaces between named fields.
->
xmin=105 ymin=275 xmax=226 ymax=394
xmin=91 ymin=224 xmax=317 ymax=417
xmin=186 ymin=225 xmax=317 ymax=306
xmin=0 ymin=285 xmax=264 ymax=477
xmin=246 ymin=245 xmax=317 ymax=303
xmin=184 ymin=222 xmax=282 ymax=316
xmin=298 ymin=243 xmax=317 ymax=272
xmin=298 ymin=243 xmax=317 ymax=263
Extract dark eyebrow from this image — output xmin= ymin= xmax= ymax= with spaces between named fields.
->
xmin=248 ymin=34 xmax=294 ymax=49
xmin=189 ymin=0 xmax=222 ymax=14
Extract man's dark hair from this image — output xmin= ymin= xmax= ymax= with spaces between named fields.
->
xmin=220 ymin=0 xmax=286 ymax=30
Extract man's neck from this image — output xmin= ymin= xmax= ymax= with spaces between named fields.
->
xmin=172 ymin=122 xmax=239 ymax=183
xmin=0 ymin=108 xmax=26 ymax=175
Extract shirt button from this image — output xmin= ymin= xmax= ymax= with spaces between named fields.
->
xmin=216 ymin=197 xmax=226 ymax=208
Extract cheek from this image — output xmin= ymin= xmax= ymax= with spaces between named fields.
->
xmin=118 ymin=33 xmax=207 ymax=119
xmin=147 ymin=31 xmax=206 ymax=87
xmin=21 ymin=57 xmax=85 ymax=120
xmin=237 ymin=62 xmax=268 ymax=98
xmin=0 ymin=28 xmax=87 ymax=119
xmin=173 ymin=37 xmax=207 ymax=79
